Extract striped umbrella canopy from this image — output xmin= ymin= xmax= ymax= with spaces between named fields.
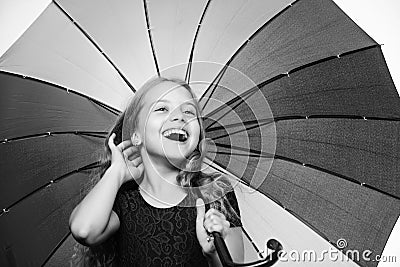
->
xmin=0 ymin=0 xmax=399 ymax=266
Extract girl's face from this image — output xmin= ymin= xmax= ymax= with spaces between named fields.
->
xmin=136 ymin=81 xmax=201 ymax=167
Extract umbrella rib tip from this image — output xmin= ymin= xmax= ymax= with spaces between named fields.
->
xmin=2 ymin=208 xmax=10 ymax=214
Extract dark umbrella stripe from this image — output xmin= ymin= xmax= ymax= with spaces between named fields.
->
xmin=0 ymin=134 xmax=104 ymax=210
xmin=200 ymin=0 xmax=377 ymax=107
xmin=207 ymin=116 xmax=400 ymax=140
xmin=0 ymin=172 xmax=89 ymax=267
xmin=0 ymin=161 xmax=100 ymax=218
xmin=275 ymin=118 xmax=400 ymax=199
xmin=207 ymin=117 xmax=400 ymax=197
xmin=0 ymin=71 xmax=118 ymax=141
xmin=0 ymin=71 xmax=120 ymax=118
xmin=259 ymin=47 xmax=400 ymax=118
xmin=202 ymin=46 xmax=400 ymax=124
xmin=222 ymin=0 xmax=377 ymax=89
xmin=0 ymin=71 xmax=114 ymax=210
xmin=43 ymin=233 xmax=77 ymax=267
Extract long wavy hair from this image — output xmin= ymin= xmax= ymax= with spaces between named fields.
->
xmin=71 ymin=77 xmax=239 ymax=266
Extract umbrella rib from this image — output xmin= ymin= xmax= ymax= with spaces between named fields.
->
xmin=0 ymin=70 xmax=121 ymax=116
xmin=204 ymin=159 xmax=284 ymax=207
xmin=1 ymin=131 xmax=107 ymax=144
xmin=204 ymin=86 xmax=259 ymax=130
xmin=184 ymin=0 xmax=211 ymax=83
xmin=199 ymin=65 xmax=228 ymax=107
xmin=198 ymin=0 xmax=301 ymax=103
xmin=212 ymin=143 xmax=274 ymax=159
xmin=206 ymin=118 xmax=273 ymax=140
xmin=42 ymin=232 xmax=73 ymax=266
xmin=0 ymin=161 xmax=101 ymax=217
xmin=52 ymin=1 xmax=136 ymax=93
xmin=142 ymin=0 xmax=160 ymax=76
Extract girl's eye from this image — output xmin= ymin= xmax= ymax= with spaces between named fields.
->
xmin=155 ymin=106 xmax=168 ymax=112
xmin=184 ymin=110 xmax=196 ymax=115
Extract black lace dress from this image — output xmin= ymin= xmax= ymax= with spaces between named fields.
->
xmin=112 ymin=181 xmax=241 ymax=267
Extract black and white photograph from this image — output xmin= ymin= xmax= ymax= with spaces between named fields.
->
xmin=0 ymin=0 xmax=399 ymax=266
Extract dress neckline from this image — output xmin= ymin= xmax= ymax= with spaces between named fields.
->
xmin=136 ymin=187 xmax=188 ymax=209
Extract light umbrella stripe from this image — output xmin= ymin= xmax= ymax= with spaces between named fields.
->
xmin=52 ymin=0 xmax=136 ymax=93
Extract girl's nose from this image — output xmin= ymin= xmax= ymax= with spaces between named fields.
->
xmin=170 ymin=108 xmax=185 ymax=122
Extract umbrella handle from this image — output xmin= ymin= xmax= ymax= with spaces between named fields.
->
xmin=212 ymin=232 xmax=282 ymax=267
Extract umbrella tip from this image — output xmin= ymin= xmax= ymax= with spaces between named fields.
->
xmin=266 ymin=239 xmax=283 ymax=251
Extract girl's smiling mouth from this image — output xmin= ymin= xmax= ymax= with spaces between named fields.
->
xmin=162 ymin=128 xmax=189 ymax=142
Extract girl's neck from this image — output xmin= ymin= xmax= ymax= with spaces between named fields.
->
xmin=138 ymin=151 xmax=186 ymax=206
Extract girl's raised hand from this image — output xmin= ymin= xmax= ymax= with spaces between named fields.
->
xmin=196 ymin=198 xmax=230 ymax=257
xmin=108 ymin=133 xmax=144 ymax=184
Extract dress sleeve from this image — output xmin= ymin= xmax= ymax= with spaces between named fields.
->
xmin=113 ymin=180 xmax=138 ymax=217
xmin=225 ymin=190 xmax=242 ymax=228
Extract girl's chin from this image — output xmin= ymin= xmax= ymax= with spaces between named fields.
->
xmin=158 ymin=155 xmax=190 ymax=170
xmin=161 ymin=143 xmax=194 ymax=156
xmin=147 ymin=149 xmax=191 ymax=166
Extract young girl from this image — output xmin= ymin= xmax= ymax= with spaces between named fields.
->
xmin=69 ymin=77 xmax=244 ymax=266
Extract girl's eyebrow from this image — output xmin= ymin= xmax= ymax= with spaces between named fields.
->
xmin=151 ymin=99 xmax=169 ymax=105
xmin=151 ymin=99 xmax=196 ymax=108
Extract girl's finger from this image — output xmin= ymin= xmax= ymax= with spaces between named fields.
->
xmin=207 ymin=224 xmax=224 ymax=234
xmin=136 ymin=162 xmax=144 ymax=174
xmin=129 ymin=162 xmax=144 ymax=179
xmin=108 ymin=133 xmax=117 ymax=149
xmin=123 ymin=146 xmax=140 ymax=158
xmin=117 ymin=140 xmax=132 ymax=151
xmin=125 ymin=154 xmax=142 ymax=166
xmin=205 ymin=209 xmax=226 ymax=221
xmin=130 ymin=156 xmax=143 ymax=166
xmin=204 ymin=217 xmax=224 ymax=230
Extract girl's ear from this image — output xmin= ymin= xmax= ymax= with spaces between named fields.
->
xmin=131 ymin=132 xmax=142 ymax=146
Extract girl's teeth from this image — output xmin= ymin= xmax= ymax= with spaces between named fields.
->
xmin=163 ymin=129 xmax=188 ymax=138
xmin=163 ymin=128 xmax=188 ymax=141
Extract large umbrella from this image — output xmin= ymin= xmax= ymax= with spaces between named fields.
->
xmin=1 ymin=0 xmax=399 ymax=266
